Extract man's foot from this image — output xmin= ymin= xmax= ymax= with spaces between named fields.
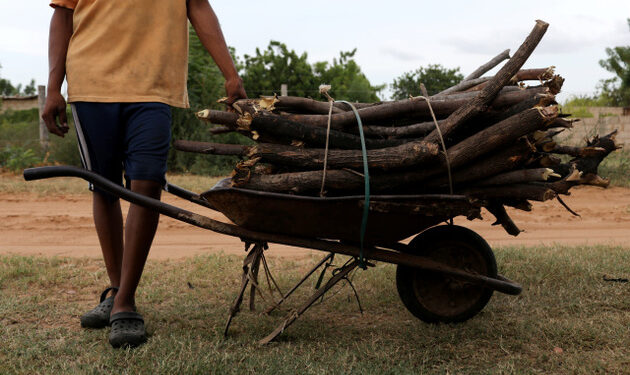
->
xmin=80 ymin=287 xmax=118 ymax=329
xmin=109 ymin=311 xmax=147 ymax=348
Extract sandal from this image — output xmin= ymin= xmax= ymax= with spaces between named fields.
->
xmin=80 ymin=287 xmax=118 ymax=329
xmin=109 ymin=311 xmax=147 ymax=348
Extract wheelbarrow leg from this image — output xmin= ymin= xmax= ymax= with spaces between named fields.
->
xmin=258 ymin=258 xmax=359 ymax=345
xmin=264 ymin=252 xmax=335 ymax=315
xmin=224 ymin=242 xmax=265 ymax=337
xmin=249 ymin=250 xmax=262 ymax=311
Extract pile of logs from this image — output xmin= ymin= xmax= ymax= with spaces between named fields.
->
xmin=175 ymin=20 xmax=621 ymax=235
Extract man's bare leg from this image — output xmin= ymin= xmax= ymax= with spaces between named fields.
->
xmin=93 ymin=192 xmax=124 ymax=291
xmin=111 ymin=179 xmax=162 ymax=314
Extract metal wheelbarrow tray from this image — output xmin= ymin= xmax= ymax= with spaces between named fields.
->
xmin=24 ymin=166 xmax=522 ymax=344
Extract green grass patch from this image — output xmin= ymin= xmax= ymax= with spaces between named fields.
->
xmin=0 ymin=245 xmax=628 ymax=374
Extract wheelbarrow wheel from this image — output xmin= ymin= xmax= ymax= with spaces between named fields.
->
xmin=396 ymin=225 xmax=497 ymax=323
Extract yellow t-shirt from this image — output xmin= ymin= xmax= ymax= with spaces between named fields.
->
xmin=50 ymin=0 xmax=190 ymax=108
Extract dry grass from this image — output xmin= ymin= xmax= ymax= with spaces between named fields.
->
xmin=1 ymin=245 xmax=629 ymax=374
xmin=0 ymin=172 xmax=224 ymax=196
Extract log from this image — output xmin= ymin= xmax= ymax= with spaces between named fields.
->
xmin=443 ymin=106 xmax=558 ymax=169
xmin=291 ymin=86 xmax=549 ymax=130
xmin=474 ymin=168 xmax=558 ymax=186
xmin=249 ymin=113 xmax=407 ymax=149
xmin=462 ymin=184 xmax=557 ymax=202
xmin=269 ymin=96 xmax=345 ymax=114
xmin=486 ymin=202 xmax=522 ymax=236
xmin=463 ymin=49 xmax=511 ymax=81
xmin=439 ymin=67 xmax=554 ymax=96
xmin=247 ymin=141 xmax=439 ymax=170
xmin=173 ymin=140 xmax=247 ymax=156
xmin=424 ymin=20 xmax=549 ymax=144
xmin=355 ymin=121 xmax=441 ymax=138
xmin=423 ymin=137 xmax=535 ymax=188
xmin=466 ymin=67 xmax=556 ymax=92
xmin=200 ymin=86 xmax=550 ymax=131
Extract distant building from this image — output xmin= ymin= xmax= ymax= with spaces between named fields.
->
xmin=0 ymin=95 xmax=39 ymax=113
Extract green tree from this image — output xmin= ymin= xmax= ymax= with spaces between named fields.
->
xmin=241 ymin=41 xmax=383 ymax=101
xmin=598 ymin=18 xmax=630 ymax=106
xmin=313 ymin=49 xmax=384 ymax=102
xmin=390 ymin=64 xmax=463 ymax=100
xmin=241 ymin=41 xmax=318 ymax=98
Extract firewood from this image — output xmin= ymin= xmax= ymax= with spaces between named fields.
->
xmin=424 ymin=20 xmax=550 ymax=144
xmin=463 ymin=49 xmax=511 ymax=81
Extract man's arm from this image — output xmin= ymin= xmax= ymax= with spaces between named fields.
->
xmin=187 ymin=0 xmax=247 ymax=104
xmin=42 ymin=7 xmax=73 ymax=137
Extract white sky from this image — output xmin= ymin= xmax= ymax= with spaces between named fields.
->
xmin=1 ymin=0 xmax=629 ymax=101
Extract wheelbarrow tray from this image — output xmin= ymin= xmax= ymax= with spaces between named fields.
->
xmin=201 ymin=179 xmax=482 ymax=245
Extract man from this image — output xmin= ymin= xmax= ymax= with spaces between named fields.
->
xmin=42 ymin=0 xmax=246 ymax=348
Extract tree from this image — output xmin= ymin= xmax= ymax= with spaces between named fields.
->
xmin=241 ymin=41 xmax=383 ymax=101
xmin=241 ymin=41 xmax=317 ymax=98
xmin=0 ymin=64 xmax=37 ymax=96
xmin=598 ymin=18 xmax=630 ymax=106
xmin=313 ymin=49 xmax=384 ymax=102
xmin=390 ymin=64 xmax=463 ymax=100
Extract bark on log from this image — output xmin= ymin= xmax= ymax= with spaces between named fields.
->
xmin=486 ymin=202 xmax=522 ymax=236
xmin=355 ymin=121 xmax=441 ymax=138
xmin=466 ymin=67 xmax=556 ymax=92
xmin=443 ymin=106 xmax=558 ymax=169
xmin=474 ymin=168 xmax=557 ymax=186
xmin=248 ymin=113 xmax=406 ymax=149
xmin=463 ymin=49 xmax=511 ymax=81
xmin=271 ymin=87 xmax=548 ymax=130
xmin=200 ymin=87 xmax=550 ymax=131
xmin=423 ymin=137 xmax=535 ymax=188
xmin=269 ymin=96 xmax=345 ymax=114
xmin=424 ymin=20 xmax=549 ymax=144
xmin=173 ymin=140 xmax=248 ymax=155
xmin=247 ymin=141 xmax=438 ymax=170
xmin=462 ymin=184 xmax=557 ymax=202
xmin=440 ymin=67 xmax=554 ymax=96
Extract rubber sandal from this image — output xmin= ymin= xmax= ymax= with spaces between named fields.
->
xmin=80 ymin=287 xmax=119 ymax=329
xmin=109 ymin=311 xmax=147 ymax=348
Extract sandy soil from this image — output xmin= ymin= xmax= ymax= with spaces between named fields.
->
xmin=1 ymin=185 xmax=629 ymax=260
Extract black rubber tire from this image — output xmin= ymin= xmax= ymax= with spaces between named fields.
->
xmin=396 ymin=225 xmax=497 ymax=323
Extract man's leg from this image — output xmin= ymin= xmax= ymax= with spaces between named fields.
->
xmin=92 ymin=192 xmax=124 ymax=290
xmin=111 ymin=180 xmax=162 ymax=314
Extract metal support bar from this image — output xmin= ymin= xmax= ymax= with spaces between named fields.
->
xmin=223 ymin=242 xmax=265 ymax=337
xmin=264 ymin=252 xmax=335 ymax=315
xmin=259 ymin=259 xmax=360 ymax=345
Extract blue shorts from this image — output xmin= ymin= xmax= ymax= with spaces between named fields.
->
xmin=71 ymin=102 xmax=171 ymax=200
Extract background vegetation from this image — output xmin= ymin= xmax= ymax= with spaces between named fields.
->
xmin=1 ymin=19 xmax=629 ymax=176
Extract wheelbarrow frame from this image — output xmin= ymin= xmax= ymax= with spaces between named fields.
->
xmin=23 ymin=166 xmax=522 ymax=343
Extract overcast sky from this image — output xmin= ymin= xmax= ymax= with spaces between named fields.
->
xmin=1 ymin=0 xmax=628 ymax=101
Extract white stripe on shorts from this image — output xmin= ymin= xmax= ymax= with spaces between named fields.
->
xmin=71 ymin=104 xmax=92 ymax=171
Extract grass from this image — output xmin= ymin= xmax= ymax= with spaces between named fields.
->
xmin=0 ymin=172 xmax=223 ymax=196
xmin=0 ymin=245 xmax=629 ymax=374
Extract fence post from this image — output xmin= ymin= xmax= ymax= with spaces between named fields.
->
xmin=280 ymin=84 xmax=288 ymax=97
xmin=37 ymin=85 xmax=49 ymax=151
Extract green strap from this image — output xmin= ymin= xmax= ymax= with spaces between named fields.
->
xmin=336 ymin=100 xmax=369 ymax=270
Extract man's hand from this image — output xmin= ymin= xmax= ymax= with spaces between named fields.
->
xmin=224 ymin=77 xmax=247 ymax=105
xmin=42 ymin=91 xmax=69 ymax=137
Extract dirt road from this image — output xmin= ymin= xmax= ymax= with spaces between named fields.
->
xmin=1 ymin=186 xmax=629 ymax=260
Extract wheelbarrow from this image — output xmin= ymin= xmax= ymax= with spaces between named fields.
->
xmin=23 ymin=166 xmax=522 ymax=344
